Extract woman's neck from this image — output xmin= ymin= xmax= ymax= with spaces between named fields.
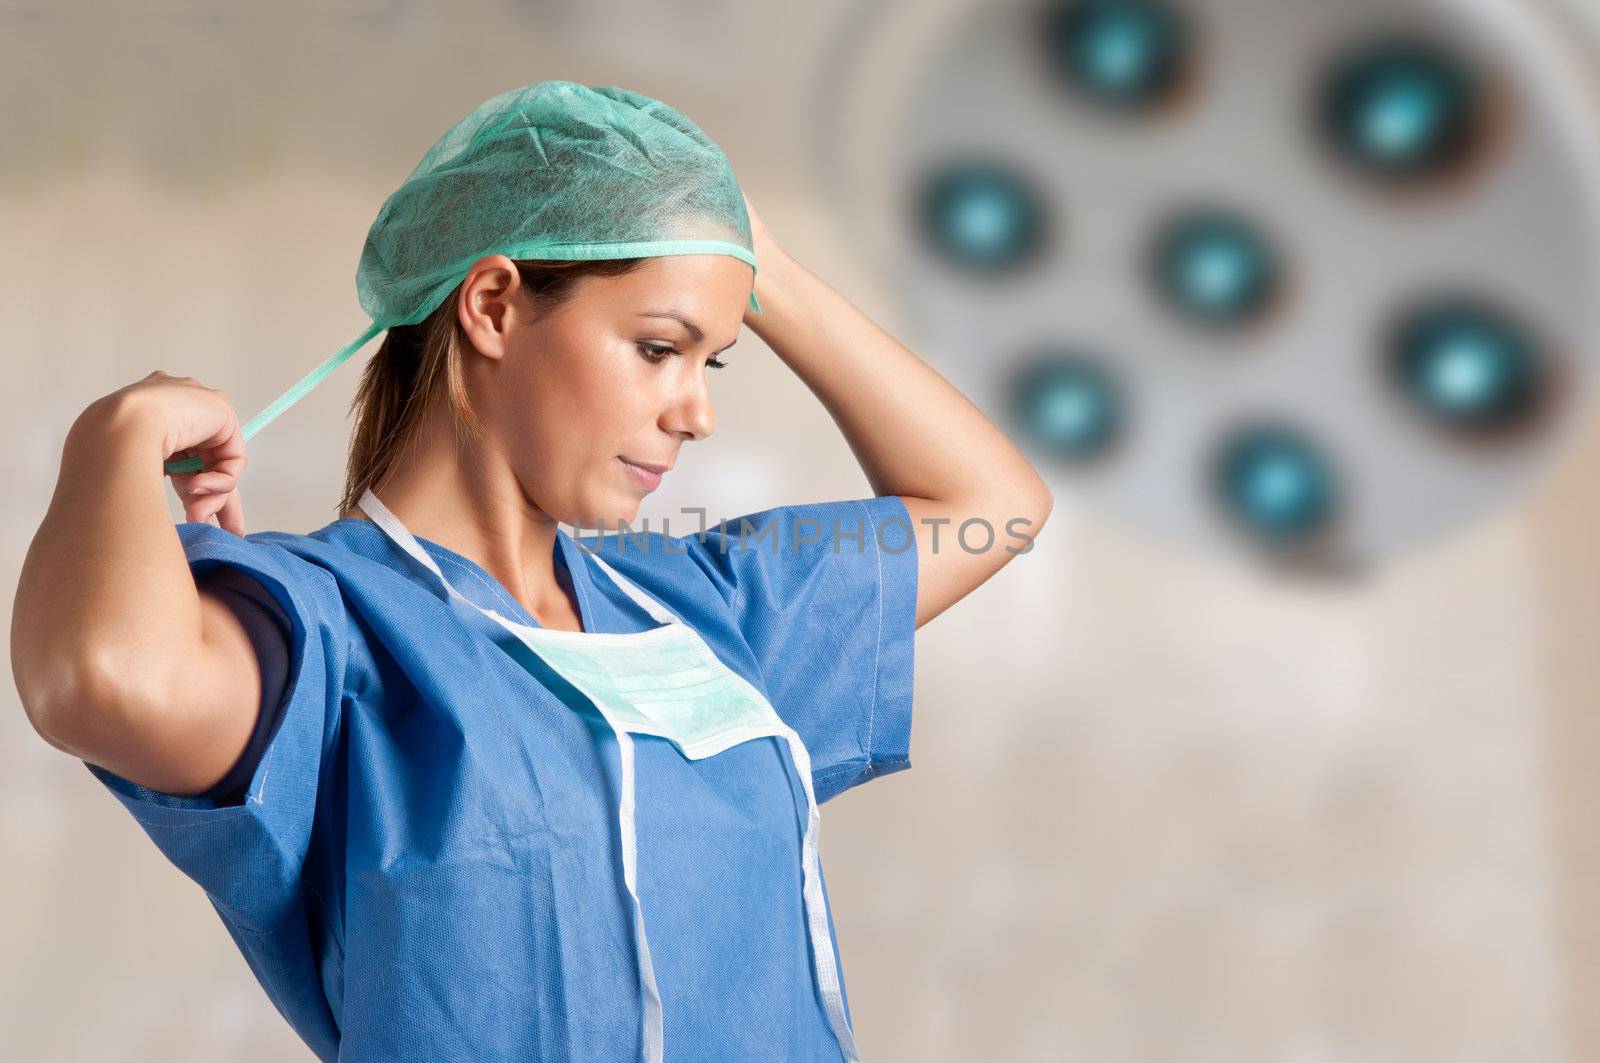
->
xmin=348 ymin=409 xmax=582 ymax=631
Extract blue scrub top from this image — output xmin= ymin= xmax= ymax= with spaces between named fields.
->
xmin=84 ymin=495 xmax=919 ymax=1062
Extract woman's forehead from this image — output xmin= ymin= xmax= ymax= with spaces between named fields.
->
xmin=598 ymin=256 xmax=752 ymax=329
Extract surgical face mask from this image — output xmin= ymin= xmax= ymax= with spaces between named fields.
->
xmin=356 ymin=488 xmax=860 ymax=1063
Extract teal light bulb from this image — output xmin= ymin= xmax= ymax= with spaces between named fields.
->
xmin=1011 ymin=353 xmax=1123 ymax=460
xmin=1151 ymin=209 xmax=1280 ymax=326
xmin=1043 ymin=0 xmax=1188 ymax=111
xmin=916 ymin=161 xmax=1048 ymax=274
xmin=1212 ymin=425 xmax=1338 ymax=542
xmin=1321 ymin=37 xmax=1479 ymax=180
xmin=1362 ymin=78 xmax=1443 ymax=160
xmin=1389 ymin=298 xmax=1542 ymax=429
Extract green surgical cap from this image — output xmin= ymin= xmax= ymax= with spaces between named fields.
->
xmin=166 ymin=80 xmax=760 ymax=474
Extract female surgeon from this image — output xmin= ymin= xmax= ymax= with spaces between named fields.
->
xmin=13 ymin=81 xmax=1052 ymax=1062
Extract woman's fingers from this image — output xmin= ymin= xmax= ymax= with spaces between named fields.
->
xmin=168 ymin=421 xmax=246 ymax=514
xmin=214 ymin=490 xmax=246 ymax=537
xmin=204 ymin=436 xmax=247 ymax=481
xmin=184 ymin=470 xmax=237 ymax=496
xmin=186 ymin=395 xmax=247 ymax=462
xmin=184 ymin=493 xmax=215 ymax=524
xmin=183 ymin=482 xmax=240 ymax=529
xmin=184 ymin=431 xmax=247 ymax=484
xmin=162 ymin=392 xmax=246 ymax=483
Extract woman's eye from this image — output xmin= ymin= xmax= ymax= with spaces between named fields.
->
xmin=637 ymin=342 xmax=728 ymax=369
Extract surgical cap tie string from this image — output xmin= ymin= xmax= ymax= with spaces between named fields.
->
xmin=164 ymin=321 xmax=385 ymax=474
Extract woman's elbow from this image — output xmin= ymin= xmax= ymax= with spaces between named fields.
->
xmin=1009 ymin=479 xmax=1053 ymax=547
xmin=16 ymin=652 xmax=161 ymax=762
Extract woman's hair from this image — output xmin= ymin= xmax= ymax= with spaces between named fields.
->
xmin=337 ymin=257 xmax=648 ymax=518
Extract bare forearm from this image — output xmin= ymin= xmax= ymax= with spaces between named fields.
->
xmin=12 ymin=396 xmax=203 ymax=744
xmin=745 ymin=249 xmax=1049 ymax=508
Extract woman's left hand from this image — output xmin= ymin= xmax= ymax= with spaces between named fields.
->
xmin=743 ymin=192 xmax=776 ymax=258
xmin=743 ymin=192 xmax=787 ymax=325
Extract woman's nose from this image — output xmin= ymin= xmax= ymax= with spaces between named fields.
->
xmin=665 ymin=373 xmax=716 ymax=441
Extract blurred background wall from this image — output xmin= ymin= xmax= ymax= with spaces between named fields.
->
xmin=5 ymin=0 xmax=1600 ymax=1059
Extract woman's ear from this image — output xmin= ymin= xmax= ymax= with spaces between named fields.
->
xmin=457 ymin=255 xmax=525 ymax=361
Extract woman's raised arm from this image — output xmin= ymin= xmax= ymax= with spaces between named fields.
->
xmin=11 ymin=380 xmax=268 ymax=795
xmin=741 ymin=201 xmax=1054 ymax=630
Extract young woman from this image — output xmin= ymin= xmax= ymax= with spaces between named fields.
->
xmin=13 ymin=82 xmax=1051 ymax=1062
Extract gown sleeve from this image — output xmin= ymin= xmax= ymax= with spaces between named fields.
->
xmin=189 ymin=564 xmax=294 ymax=807
xmin=80 ymin=521 xmax=349 ymax=939
xmin=676 ymin=494 xmax=919 ymax=804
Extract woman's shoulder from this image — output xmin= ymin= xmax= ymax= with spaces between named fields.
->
xmin=569 ymin=519 xmax=734 ymax=613
xmin=178 ymin=517 xmax=416 ymax=646
xmin=568 ymin=495 xmax=913 ymax=622
xmin=575 ymin=496 xmax=911 ymax=581
xmin=216 ymin=516 xmax=401 ymax=572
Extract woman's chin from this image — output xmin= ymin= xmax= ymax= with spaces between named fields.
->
xmin=569 ymin=500 xmax=641 ymax=530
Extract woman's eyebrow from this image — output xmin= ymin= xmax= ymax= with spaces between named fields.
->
xmin=636 ymin=310 xmax=703 ymax=342
xmin=636 ymin=309 xmax=739 ymax=353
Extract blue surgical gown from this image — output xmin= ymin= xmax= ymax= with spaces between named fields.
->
xmin=84 ymin=495 xmax=919 ymax=1062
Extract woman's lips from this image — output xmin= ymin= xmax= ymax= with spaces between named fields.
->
xmin=619 ymin=457 xmax=664 ymax=491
